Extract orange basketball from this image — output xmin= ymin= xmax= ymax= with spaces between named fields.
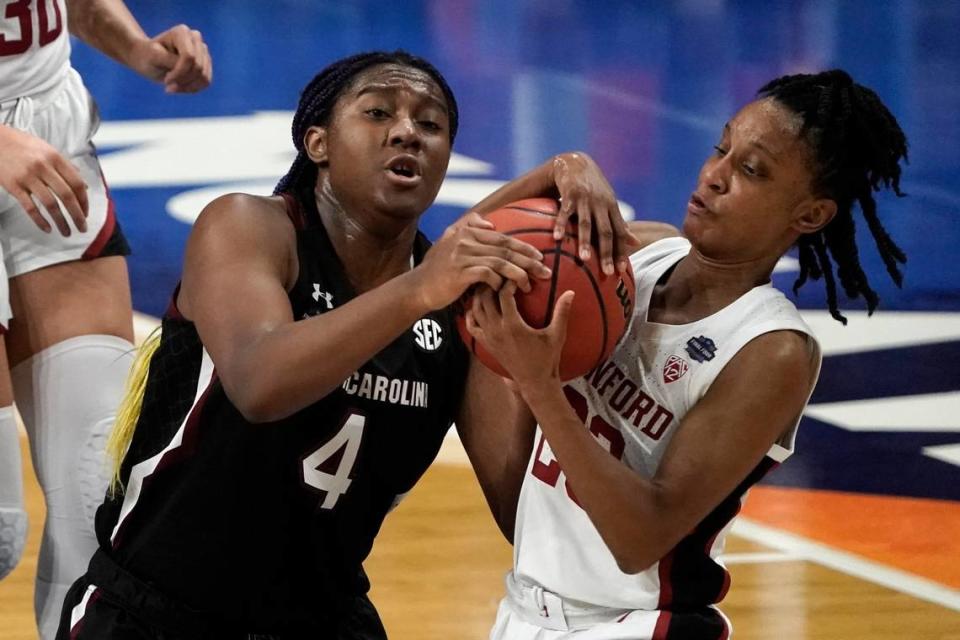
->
xmin=456 ymin=198 xmax=635 ymax=381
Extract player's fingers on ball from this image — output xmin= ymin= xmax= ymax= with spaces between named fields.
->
xmin=464 ymin=309 xmax=481 ymax=336
xmin=473 ymin=228 xmax=543 ymax=261
xmin=462 ymin=211 xmax=494 ymax=229
xmin=577 ymin=202 xmax=593 ymax=262
xmin=555 ymin=198 xmax=574 ymax=240
xmin=12 ymin=188 xmax=50 ymax=233
xmin=473 ymin=267 xmax=504 ymax=294
xmin=551 ymin=290 xmax=576 ymax=336
xmin=609 ymin=205 xmax=634 ymax=266
xmin=498 ymin=247 xmax=550 ymax=281
xmin=466 ymin=313 xmax=489 ymax=343
xmin=593 ymin=206 xmax=616 ymax=275
xmin=475 ymin=284 xmax=500 ymax=322
xmin=488 ymin=258 xmax=531 ymax=294
xmin=503 ymin=236 xmax=545 ymax=264
xmin=471 ymin=288 xmax=488 ymax=321
xmin=498 ymin=281 xmax=522 ymax=321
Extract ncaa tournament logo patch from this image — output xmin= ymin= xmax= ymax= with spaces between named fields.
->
xmin=663 ymin=354 xmax=689 ymax=383
xmin=685 ymin=336 xmax=717 ymax=363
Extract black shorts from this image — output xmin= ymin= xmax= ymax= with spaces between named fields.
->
xmin=57 ymin=550 xmax=387 ymax=640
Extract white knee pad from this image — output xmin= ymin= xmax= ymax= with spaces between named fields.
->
xmin=11 ymin=334 xmax=134 ymax=640
xmin=0 ymin=405 xmax=27 ymax=580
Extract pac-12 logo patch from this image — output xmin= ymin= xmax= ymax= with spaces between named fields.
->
xmin=685 ymin=335 xmax=717 ymax=363
xmin=663 ymin=354 xmax=689 ymax=383
xmin=413 ymin=318 xmax=443 ymax=352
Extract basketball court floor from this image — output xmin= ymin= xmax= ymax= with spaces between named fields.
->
xmin=2 ymin=1 xmax=959 ymax=638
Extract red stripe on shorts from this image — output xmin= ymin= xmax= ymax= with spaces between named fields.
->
xmin=652 ymin=610 xmax=672 ymax=640
xmin=82 ymin=169 xmax=117 ymax=259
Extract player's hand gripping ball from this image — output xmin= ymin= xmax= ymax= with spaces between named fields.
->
xmin=456 ymin=198 xmax=635 ymax=381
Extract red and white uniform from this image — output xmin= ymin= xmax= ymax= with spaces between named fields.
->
xmin=0 ymin=0 xmax=71 ymax=101
xmin=0 ymin=0 xmax=123 ymax=329
xmin=492 ymin=237 xmax=821 ymax=639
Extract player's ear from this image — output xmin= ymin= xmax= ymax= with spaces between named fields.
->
xmin=304 ymin=126 xmax=328 ymax=166
xmin=792 ymin=197 xmax=836 ymax=235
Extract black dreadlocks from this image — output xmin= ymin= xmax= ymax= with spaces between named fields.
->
xmin=758 ymin=69 xmax=908 ymax=324
xmin=274 ymin=50 xmax=459 ymax=204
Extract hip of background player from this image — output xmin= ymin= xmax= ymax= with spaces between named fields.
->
xmin=0 ymin=66 xmax=128 ymax=277
xmin=0 ymin=146 xmax=130 ymax=278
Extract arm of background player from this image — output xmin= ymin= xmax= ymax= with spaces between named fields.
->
xmin=66 ymin=0 xmax=212 ymax=93
xmin=456 ymin=358 xmax=537 ymax=542
xmin=471 ymin=152 xmax=638 ymax=276
xmin=177 ymin=197 xmax=546 ymax=423
xmin=468 ymin=284 xmax=818 ymax=573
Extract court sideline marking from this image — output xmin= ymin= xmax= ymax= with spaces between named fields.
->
xmin=733 ymin=518 xmax=960 ymax=612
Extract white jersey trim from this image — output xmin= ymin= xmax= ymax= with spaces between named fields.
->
xmin=110 ymin=349 xmax=215 ymax=544
xmin=69 ymin=583 xmax=99 ymax=634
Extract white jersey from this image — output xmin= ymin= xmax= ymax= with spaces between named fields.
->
xmin=0 ymin=0 xmax=71 ymax=102
xmin=511 ymin=236 xmax=821 ymax=611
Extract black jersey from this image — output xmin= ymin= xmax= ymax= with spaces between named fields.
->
xmin=93 ymin=194 xmax=468 ymax=635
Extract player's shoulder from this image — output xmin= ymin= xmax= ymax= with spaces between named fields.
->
xmin=628 ymin=234 xmax=689 ymax=277
xmin=627 ymin=220 xmax=682 ymax=251
xmin=191 ymin=193 xmax=298 ymax=250
xmin=185 ymin=193 xmax=299 ymax=275
xmin=196 ymin=193 xmax=292 ymax=230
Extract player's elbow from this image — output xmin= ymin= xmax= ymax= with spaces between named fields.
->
xmin=231 ymin=390 xmax=283 ymax=424
xmin=598 ymin=523 xmax=662 ymax=574
xmin=611 ymin=546 xmax=659 ymax=575
xmin=224 ymin=376 xmax=296 ymax=424
xmin=607 ymin=497 xmax=680 ymax=574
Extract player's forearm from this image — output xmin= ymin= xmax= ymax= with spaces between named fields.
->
xmin=520 ymin=381 xmax=677 ymax=573
xmin=215 ymin=269 xmax=434 ymax=424
xmin=458 ymin=378 xmax=536 ymax=543
xmin=66 ymin=0 xmax=148 ymax=68
xmin=470 ymin=155 xmax=569 ymax=215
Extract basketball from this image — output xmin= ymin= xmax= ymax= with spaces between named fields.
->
xmin=456 ymin=198 xmax=635 ymax=381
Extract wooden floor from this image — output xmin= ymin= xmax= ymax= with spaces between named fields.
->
xmin=1 ymin=435 xmax=958 ymax=640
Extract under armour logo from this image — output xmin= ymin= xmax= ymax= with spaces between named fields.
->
xmin=312 ymin=284 xmax=334 ymax=309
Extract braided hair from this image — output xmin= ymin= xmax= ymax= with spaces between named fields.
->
xmin=758 ymin=69 xmax=908 ymax=324
xmin=274 ymin=50 xmax=459 ymax=204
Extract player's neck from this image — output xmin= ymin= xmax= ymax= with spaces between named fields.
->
xmin=314 ymin=193 xmax=418 ymax=294
xmin=648 ymin=252 xmax=775 ymax=324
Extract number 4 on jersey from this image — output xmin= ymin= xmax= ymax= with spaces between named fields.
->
xmin=301 ymin=413 xmax=365 ymax=509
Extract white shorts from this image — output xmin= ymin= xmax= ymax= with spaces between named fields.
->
xmin=0 ymin=66 xmax=129 ymax=331
xmin=490 ymin=573 xmax=732 ymax=640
